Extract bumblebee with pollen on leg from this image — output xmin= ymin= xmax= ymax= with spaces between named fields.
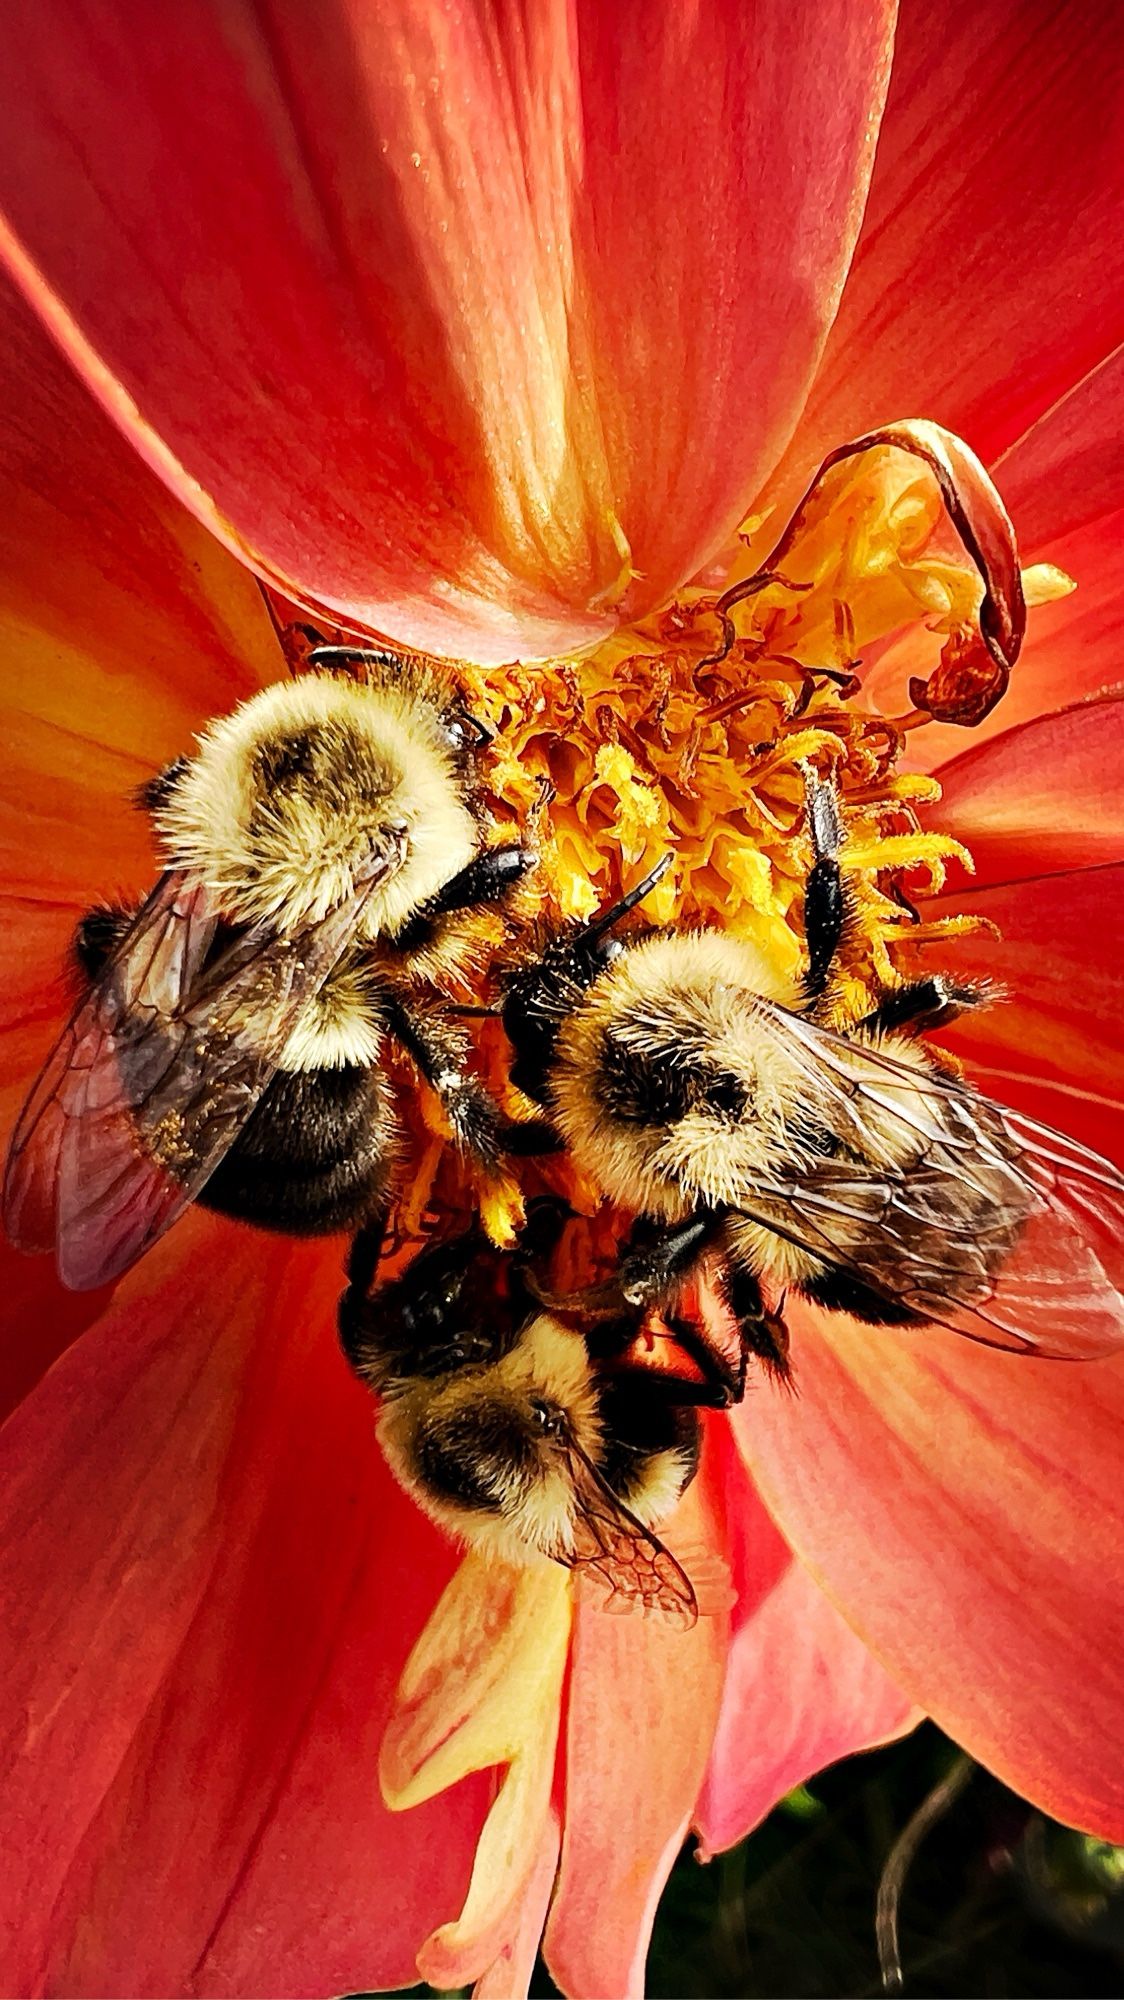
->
xmin=498 ymin=769 xmax=1124 ymax=1379
xmin=3 ymin=646 xmax=537 ymax=1290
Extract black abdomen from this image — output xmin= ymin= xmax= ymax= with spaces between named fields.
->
xmin=198 ymin=1065 xmax=394 ymax=1235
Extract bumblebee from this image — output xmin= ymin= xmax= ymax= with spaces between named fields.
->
xmin=4 ymin=649 xmax=535 ymax=1289
xmin=339 ymin=1207 xmax=706 ymax=1623
xmin=500 ymin=774 xmax=1124 ymax=1371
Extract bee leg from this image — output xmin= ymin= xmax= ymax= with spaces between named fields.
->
xmin=659 ymin=1311 xmax=749 ymax=1408
xmin=798 ymin=1260 xmax=923 ymax=1327
xmin=133 ymin=756 xmax=191 ymax=814
xmin=409 ymin=844 xmax=539 ymax=926
xmin=338 ymin=1207 xmax=391 ymax=1372
xmin=72 ymin=902 xmax=136 ymax=982
xmin=801 ymin=769 xmax=848 ymax=1003
xmin=383 ymin=994 xmax=503 ymax=1165
xmin=859 ymin=975 xmax=987 ymax=1038
xmin=615 ymin=1210 xmax=728 ymax=1309
xmin=344 ymin=1208 xmax=390 ymax=1297
xmin=495 ymin=1118 xmax=566 ymax=1157
xmin=721 ymin=1263 xmax=793 ymax=1386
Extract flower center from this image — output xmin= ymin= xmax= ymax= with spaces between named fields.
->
xmin=360 ymin=423 xmax=1070 ymax=1262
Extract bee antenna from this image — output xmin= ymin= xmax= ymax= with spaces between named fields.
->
xmin=577 ymin=852 xmax=674 ymax=945
xmin=450 ymin=1003 xmax=501 ymax=1018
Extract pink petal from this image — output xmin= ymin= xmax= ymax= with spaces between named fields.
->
xmin=0 ymin=0 xmax=894 ymax=658
xmin=778 ymin=0 xmax=1124 ymax=488
xmin=696 ymin=1441 xmax=919 ymax=1857
xmin=735 ymin=1300 xmax=1124 ymax=1841
xmin=543 ymin=1434 xmax=732 ymax=1999
xmin=1 ymin=1235 xmax=487 ymax=1997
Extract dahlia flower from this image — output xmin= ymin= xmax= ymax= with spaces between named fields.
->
xmin=1 ymin=3 xmax=1123 ymax=1996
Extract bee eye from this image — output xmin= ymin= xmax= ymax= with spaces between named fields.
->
xmin=529 ymin=1398 xmax=566 ymax=1437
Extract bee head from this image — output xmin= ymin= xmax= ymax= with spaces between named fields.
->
xmin=412 ymin=1389 xmax=569 ymax=1514
xmin=501 ymin=858 xmax=674 ymax=1105
xmin=375 ymin=1312 xmax=604 ymax=1564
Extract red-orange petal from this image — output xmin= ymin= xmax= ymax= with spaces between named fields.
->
xmin=0 ymin=264 xmax=281 ymax=1406
xmin=0 ymin=0 xmax=894 ymax=659
xmin=926 ymin=690 xmax=1124 ymax=888
xmin=695 ymin=1439 xmax=919 ymax=1857
xmin=927 ymin=864 xmax=1124 ymax=1164
xmin=0 ymin=1231 xmax=488 ymax=1995
xmin=543 ymin=1435 xmax=732 ymax=1998
xmin=918 ymin=684 xmax=1124 ymax=1144
xmin=993 ymin=344 xmax=1124 ymax=556
xmin=777 ymin=0 xmax=1124 ymax=490
xmin=0 ymin=271 xmax=276 ymax=777
xmin=732 ymin=631 xmax=1124 ymax=1837
xmin=735 ymin=1302 xmax=1124 ymax=1842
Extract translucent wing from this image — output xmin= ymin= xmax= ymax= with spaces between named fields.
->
xmin=3 ymin=869 xmax=379 ymax=1290
xmin=743 ymin=1011 xmax=1124 ymax=1360
xmin=560 ymin=1437 xmax=698 ymax=1628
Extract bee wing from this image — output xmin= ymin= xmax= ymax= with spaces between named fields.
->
xmin=747 ymin=1014 xmax=1124 ymax=1360
xmin=3 ymin=873 xmax=220 ymax=1264
xmin=3 ymin=870 xmax=378 ymax=1290
xmin=559 ymin=1437 xmax=698 ymax=1628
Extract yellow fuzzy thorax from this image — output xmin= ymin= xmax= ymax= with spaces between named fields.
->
xmin=355 ymin=433 xmax=1071 ymax=1270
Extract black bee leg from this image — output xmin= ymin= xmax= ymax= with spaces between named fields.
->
xmin=660 ymin=1312 xmax=749 ymax=1408
xmin=419 ymin=844 xmax=539 ymax=920
xmin=859 ymin=976 xmax=987 ymax=1038
xmin=383 ymin=994 xmax=503 ymax=1165
xmin=306 ymin=646 xmax=403 ymax=672
xmin=614 ymin=1210 xmax=728 ymax=1309
xmin=509 ymin=1195 xmax=574 ymax=1315
xmin=72 ymin=903 xmax=135 ymax=982
xmin=802 ymin=768 xmax=848 ymax=1004
xmin=345 ymin=1208 xmax=390 ymax=1297
xmin=494 ymin=1118 xmax=566 ymax=1157
xmin=721 ymin=1263 xmax=793 ymax=1386
xmin=338 ymin=1208 xmax=391 ymax=1373
xmin=798 ymin=1260 xmax=923 ymax=1328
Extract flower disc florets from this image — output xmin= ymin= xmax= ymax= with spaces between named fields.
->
xmin=347 ymin=424 xmax=1066 ymax=1273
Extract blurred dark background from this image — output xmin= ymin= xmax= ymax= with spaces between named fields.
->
xmin=381 ymin=1723 xmax=1124 ymax=1998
